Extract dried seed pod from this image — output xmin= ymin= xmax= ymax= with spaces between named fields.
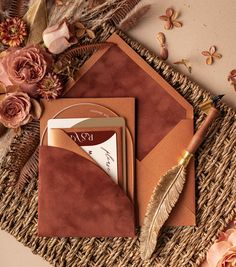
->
xmin=160 ymin=47 xmax=168 ymax=60
xmin=157 ymin=32 xmax=165 ymax=46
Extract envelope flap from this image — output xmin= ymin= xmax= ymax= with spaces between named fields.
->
xmin=38 ymin=146 xmax=135 ymax=237
xmin=65 ymin=34 xmax=193 ymax=160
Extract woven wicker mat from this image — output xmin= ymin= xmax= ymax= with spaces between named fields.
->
xmin=0 ymin=25 xmax=236 ymax=267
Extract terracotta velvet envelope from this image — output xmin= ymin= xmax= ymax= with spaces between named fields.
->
xmin=39 ymin=98 xmax=136 ymax=237
xmin=64 ymin=33 xmax=196 ymax=226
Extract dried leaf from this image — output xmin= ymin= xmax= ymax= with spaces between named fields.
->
xmin=202 ymin=51 xmax=210 ymax=56
xmin=202 ymin=46 xmax=222 ymax=65
xmin=206 ymin=56 xmax=213 ymax=65
xmin=164 ymin=19 xmax=172 ymax=30
xmin=8 ymin=0 xmax=29 ymax=18
xmin=171 ymin=10 xmax=179 ymax=20
xmin=213 ymin=52 xmax=222 ymax=59
xmin=86 ymin=29 xmax=96 ymax=39
xmin=160 ymin=47 xmax=168 ymax=60
xmin=16 ymin=146 xmax=39 ymax=192
xmin=88 ymin=0 xmax=106 ymax=9
xmin=160 ymin=7 xmax=182 ymax=30
xmin=23 ymin=0 xmax=48 ymax=45
xmin=157 ymin=32 xmax=165 ymax=46
xmin=75 ymin=22 xmax=86 ymax=29
xmin=166 ymin=7 xmax=174 ymax=17
xmin=110 ymin=0 xmax=141 ymax=25
xmin=119 ymin=5 xmax=151 ymax=32
xmin=173 ymin=20 xmax=182 ymax=28
xmin=159 ymin=15 xmax=168 ymax=21
xmin=58 ymin=42 xmax=114 ymax=67
xmin=210 ymin=45 xmax=216 ymax=54
xmin=76 ymin=28 xmax=86 ymax=38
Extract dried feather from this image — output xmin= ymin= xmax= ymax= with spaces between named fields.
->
xmin=48 ymin=0 xmax=84 ymax=26
xmin=110 ymin=0 xmax=141 ymax=25
xmin=88 ymin=0 xmax=106 ymax=9
xmin=6 ymin=120 xmax=39 ymax=178
xmin=140 ymin=164 xmax=186 ymax=260
xmin=119 ymin=4 xmax=150 ymax=31
xmin=16 ymin=146 xmax=39 ymax=192
xmin=23 ymin=0 xmax=47 ymax=45
xmin=0 ymin=128 xmax=15 ymax=164
xmin=58 ymin=42 xmax=114 ymax=66
xmin=8 ymin=0 xmax=30 ymax=18
xmin=0 ymin=0 xmax=11 ymax=12
xmin=80 ymin=0 xmax=128 ymax=30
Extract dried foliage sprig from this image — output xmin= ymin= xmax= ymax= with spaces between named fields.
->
xmin=174 ymin=59 xmax=192 ymax=73
xmin=159 ymin=7 xmax=182 ymax=30
xmin=75 ymin=22 xmax=96 ymax=39
xmin=23 ymin=0 xmax=47 ymax=45
xmin=88 ymin=0 xmax=106 ymax=9
xmin=8 ymin=0 xmax=30 ymax=18
xmin=156 ymin=32 xmax=168 ymax=60
xmin=201 ymin=46 xmax=222 ymax=65
xmin=57 ymin=42 xmax=114 ymax=67
xmin=6 ymin=120 xmax=39 ymax=184
xmin=119 ymin=4 xmax=150 ymax=32
xmin=110 ymin=0 xmax=141 ymax=25
xmin=16 ymin=146 xmax=39 ymax=192
xmin=48 ymin=0 xmax=84 ymax=26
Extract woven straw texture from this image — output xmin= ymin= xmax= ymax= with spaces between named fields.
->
xmin=0 ymin=24 xmax=235 ymax=267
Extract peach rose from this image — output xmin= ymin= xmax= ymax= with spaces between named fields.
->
xmin=1 ymin=45 xmax=52 ymax=97
xmin=43 ymin=20 xmax=77 ymax=54
xmin=0 ymin=92 xmax=32 ymax=128
xmin=206 ymin=225 xmax=236 ymax=267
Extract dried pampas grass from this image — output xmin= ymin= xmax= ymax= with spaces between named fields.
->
xmin=119 ymin=4 xmax=150 ymax=31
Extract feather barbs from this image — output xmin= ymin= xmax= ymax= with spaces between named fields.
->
xmin=140 ymin=164 xmax=187 ymax=260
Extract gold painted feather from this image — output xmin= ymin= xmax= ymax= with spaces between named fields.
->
xmin=140 ymin=107 xmax=219 ymax=260
xmin=140 ymin=164 xmax=187 ymax=260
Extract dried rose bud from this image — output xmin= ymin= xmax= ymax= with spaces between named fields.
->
xmin=38 ymin=73 xmax=63 ymax=100
xmin=0 ymin=17 xmax=27 ymax=47
xmin=43 ymin=20 xmax=77 ymax=54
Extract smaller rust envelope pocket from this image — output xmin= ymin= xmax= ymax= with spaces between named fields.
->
xmin=38 ymin=133 xmax=135 ymax=237
xmin=38 ymin=98 xmax=136 ymax=237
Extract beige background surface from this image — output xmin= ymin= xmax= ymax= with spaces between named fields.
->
xmin=0 ymin=1 xmax=235 ymax=266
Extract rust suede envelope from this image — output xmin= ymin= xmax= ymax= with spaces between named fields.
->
xmin=39 ymin=98 xmax=136 ymax=237
xmin=64 ymin=33 xmax=196 ymax=226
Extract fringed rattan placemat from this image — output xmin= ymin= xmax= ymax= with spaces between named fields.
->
xmin=0 ymin=25 xmax=236 ymax=267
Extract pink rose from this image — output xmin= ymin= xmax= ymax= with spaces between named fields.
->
xmin=1 ymin=45 xmax=52 ymax=97
xmin=206 ymin=225 xmax=236 ymax=266
xmin=0 ymin=92 xmax=32 ymax=128
xmin=43 ymin=20 xmax=77 ymax=54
